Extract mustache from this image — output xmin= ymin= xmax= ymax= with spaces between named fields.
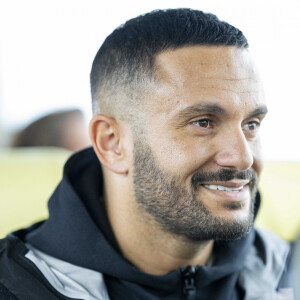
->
xmin=191 ymin=168 xmax=257 ymax=187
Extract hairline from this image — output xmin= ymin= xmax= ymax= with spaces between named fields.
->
xmin=93 ymin=44 xmax=248 ymax=119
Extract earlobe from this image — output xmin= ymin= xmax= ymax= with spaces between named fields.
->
xmin=89 ymin=115 xmax=129 ymax=174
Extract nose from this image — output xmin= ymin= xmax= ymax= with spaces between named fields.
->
xmin=214 ymin=128 xmax=254 ymax=171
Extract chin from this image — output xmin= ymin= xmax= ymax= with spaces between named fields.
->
xmin=211 ymin=210 xmax=254 ymax=241
xmin=184 ymin=200 xmax=255 ymax=242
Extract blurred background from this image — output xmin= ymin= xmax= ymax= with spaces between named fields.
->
xmin=0 ymin=0 xmax=300 ymax=160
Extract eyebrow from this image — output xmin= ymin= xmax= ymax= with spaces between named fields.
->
xmin=176 ymin=104 xmax=228 ymax=119
xmin=246 ymin=105 xmax=268 ymax=118
xmin=175 ymin=103 xmax=268 ymax=120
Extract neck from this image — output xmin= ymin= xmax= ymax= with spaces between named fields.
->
xmin=104 ymin=175 xmax=214 ymax=275
xmin=119 ymin=226 xmax=214 ymax=275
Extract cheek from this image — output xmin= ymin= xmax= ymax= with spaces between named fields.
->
xmin=150 ymin=135 xmax=215 ymax=175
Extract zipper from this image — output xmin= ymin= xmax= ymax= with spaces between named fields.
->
xmin=182 ymin=266 xmax=197 ymax=300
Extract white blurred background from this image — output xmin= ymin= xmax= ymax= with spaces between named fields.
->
xmin=0 ymin=0 xmax=299 ymax=160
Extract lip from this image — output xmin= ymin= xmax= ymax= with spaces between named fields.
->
xmin=200 ymin=182 xmax=250 ymax=202
xmin=200 ymin=180 xmax=250 ymax=189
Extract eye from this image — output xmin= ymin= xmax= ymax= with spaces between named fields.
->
xmin=192 ymin=118 xmax=213 ymax=129
xmin=243 ymin=120 xmax=260 ymax=132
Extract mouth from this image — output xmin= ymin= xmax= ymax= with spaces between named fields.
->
xmin=199 ymin=180 xmax=251 ymax=202
xmin=203 ymin=185 xmax=244 ymax=193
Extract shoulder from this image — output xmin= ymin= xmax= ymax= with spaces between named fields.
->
xmin=0 ymin=235 xmax=110 ymax=299
xmin=0 ymin=235 xmax=31 ymax=299
xmin=25 ymin=244 xmax=110 ymax=300
xmin=239 ymin=228 xmax=292 ymax=299
xmin=0 ymin=237 xmax=19 ymax=300
xmin=0 ymin=234 xmax=29 ymax=267
xmin=252 ymin=227 xmax=290 ymax=271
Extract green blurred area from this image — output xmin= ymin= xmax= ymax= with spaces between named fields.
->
xmin=0 ymin=148 xmax=70 ymax=237
xmin=256 ymin=161 xmax=300 ymax=241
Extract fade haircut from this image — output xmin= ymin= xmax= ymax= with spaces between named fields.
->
xmin=90 ymin=8 xmax=248 ymax=131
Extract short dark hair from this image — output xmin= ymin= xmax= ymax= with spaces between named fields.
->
xmin=90 ymin=8 xmax=248 ymax=125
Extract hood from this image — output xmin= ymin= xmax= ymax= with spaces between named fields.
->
xmin=24 ymin=147 xmax=259 ymax=297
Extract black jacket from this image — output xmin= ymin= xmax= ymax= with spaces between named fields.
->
xmin=0 ymin=148 xmax=291 ymax=300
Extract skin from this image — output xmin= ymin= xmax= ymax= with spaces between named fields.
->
xmin=90 ymin=46 xmax=267 ymax=275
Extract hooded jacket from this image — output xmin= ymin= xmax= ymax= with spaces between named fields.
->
xmin=0 ymin=148 xmax=291 ymax=300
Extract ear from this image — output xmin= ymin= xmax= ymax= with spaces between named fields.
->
xmin=89 ymin=114 xmax=129 ymax=174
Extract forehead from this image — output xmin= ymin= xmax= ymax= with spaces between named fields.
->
xmin=145 ymin=46 xmax=265 ymax=116
xmin=156 ymin=46 xmax=255 ymax=78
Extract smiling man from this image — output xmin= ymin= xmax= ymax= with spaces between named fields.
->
xmin=0 ymin=8 xmax=292 ymax=300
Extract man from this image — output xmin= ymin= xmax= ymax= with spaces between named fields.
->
xmin=0 ymin=8 xmax=292 ymax=300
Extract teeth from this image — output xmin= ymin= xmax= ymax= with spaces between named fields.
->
xmin=203 ymin=185 xmax=243 ymax=192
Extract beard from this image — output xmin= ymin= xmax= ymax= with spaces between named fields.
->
xmin=133 ymin=140 xmax=258 ymax=241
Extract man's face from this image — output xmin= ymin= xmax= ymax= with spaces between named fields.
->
xmin=132 ymin=46 xmax=267 ymax=241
